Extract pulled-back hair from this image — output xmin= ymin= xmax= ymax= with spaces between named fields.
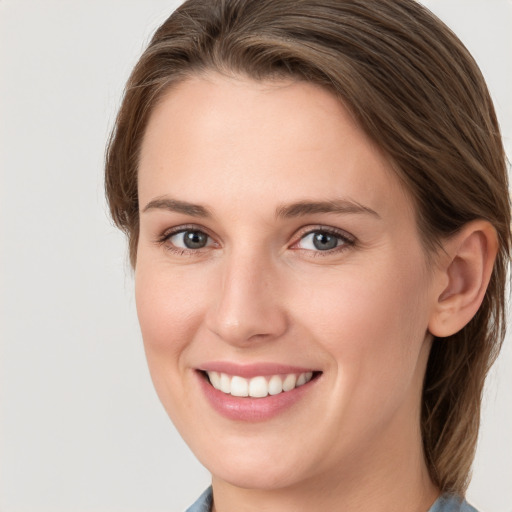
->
xmin=105 ymin=0 xmax=510 ymax=494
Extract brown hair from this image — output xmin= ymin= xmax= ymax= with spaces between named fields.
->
xmin=105 ymin=0 xmax=510 ymax=495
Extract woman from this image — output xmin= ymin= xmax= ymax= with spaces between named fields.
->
xmin=105 ymin=0 xmax=510 ymax=510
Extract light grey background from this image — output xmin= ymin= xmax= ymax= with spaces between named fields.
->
xmin=0 ymin=1 xmax=510 ymax=511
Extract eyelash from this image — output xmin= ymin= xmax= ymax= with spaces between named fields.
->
xmin=292 ymin=226 xmax=356 ymax=257
xmin=155 ymin=225 xmax=356 ymax=257
xmin=156 ymin=224 xmax=216 ymax=256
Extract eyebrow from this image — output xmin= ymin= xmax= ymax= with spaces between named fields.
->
xmin=141 ymin=196 xmax=380 ymax=219
xmin=142 ymin=197 xmax=212 ymax=217
xmin=275 ymin=199 xmax=380 ymax=219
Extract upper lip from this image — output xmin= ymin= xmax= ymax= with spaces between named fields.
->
xmin=198 ymin=361 xmax=319 ymax=378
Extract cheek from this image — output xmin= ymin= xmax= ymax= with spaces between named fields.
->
xmin=134 ymin=261 xmax=213 ymax=435
xmin=296 ymin=255 xmax=431 ymax=392
xmin=134 ymin=260 xmax=208 ymax=371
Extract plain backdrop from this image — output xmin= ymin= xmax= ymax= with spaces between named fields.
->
xmin=0 ymin=1 xmax=510 ymax=511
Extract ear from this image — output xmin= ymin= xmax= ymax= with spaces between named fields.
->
xmin=428 ymin=220 xmax=498 ymax=338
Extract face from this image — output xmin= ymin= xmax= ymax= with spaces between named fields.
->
xmin=136 ymin=73 xmax=437 ymax=492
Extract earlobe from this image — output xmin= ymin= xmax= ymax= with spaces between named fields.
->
xmin=428 ymin=220 xmax=498 ymax=338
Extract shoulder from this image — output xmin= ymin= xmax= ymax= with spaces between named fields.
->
xmin=184 ymin=489 xmax=479 ymax=512
xmin=185 ymin=487 xmax=213 ymax=512
xmin=428 ymin=494 xmax=479 ymax=512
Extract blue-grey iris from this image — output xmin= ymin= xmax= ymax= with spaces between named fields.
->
xmin=184 ymin=230 xmax=208 ymax=249
xmin=313 ymin=232 xmax=338 ymax=250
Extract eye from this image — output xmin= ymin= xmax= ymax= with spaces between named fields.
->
xmin=295 ymin=229 xmax=354 ymax=252
xmin=166 ymin=229 xmax=214 ymax=250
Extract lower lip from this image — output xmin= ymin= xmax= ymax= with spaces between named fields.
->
xmin=197 ymin=371 xmax=319 ymax=422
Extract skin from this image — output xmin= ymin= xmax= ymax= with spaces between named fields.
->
xmin=134 ymin=73 xmax=481 ymax=512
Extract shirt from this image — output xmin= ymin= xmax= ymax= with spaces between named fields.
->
xmin=185 ymin=487 xmax=478 ymax=512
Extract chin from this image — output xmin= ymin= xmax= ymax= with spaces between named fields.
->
xmin=209 ymin=459 xmax=306 ymax=491
xmin=191 ymin=433 xmax=315 ymax=491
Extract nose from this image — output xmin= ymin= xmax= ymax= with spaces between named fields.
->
xmin=205 ymin=250 xmax=289 ymax=346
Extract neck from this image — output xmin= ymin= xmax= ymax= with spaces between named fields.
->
xmin=211 ymin=428 xmax=438 ymax=512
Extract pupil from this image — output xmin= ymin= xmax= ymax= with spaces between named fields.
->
xmin=313 ymin=232 xmax=338 ymax=250
xmin=184 ymin=231 xmax=207 ymax=249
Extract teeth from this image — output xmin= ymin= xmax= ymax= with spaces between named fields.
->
xmin=268 ymin=375 xmax=283 ymax=395
xmin=220 ymin=373 xmax=231 ymax=394
xmin=208 ymin=371 xmax=221 ymax=389
xmin=282 ymin=373 xmax=296 ymax=391
xmin=206 ymin=371 xmax=314 ymax=398
xmin=230 ymin=376 xmax=249 ymax=397
xmin=249 ymin=376 xmax=268 ymax=398
xmin=296 ymin=372 xmax=313 ymax=387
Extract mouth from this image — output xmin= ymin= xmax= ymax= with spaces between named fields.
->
xmin=196 ymin=365 xmax=322 ymax=421
xmin=202 ymin=370 xmax=316 ymax=398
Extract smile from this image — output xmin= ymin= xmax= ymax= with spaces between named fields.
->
xmin=197 ymin=365 xmax=321 ymax=421
xmin=206 ymin=371 xmax=314 ymax=398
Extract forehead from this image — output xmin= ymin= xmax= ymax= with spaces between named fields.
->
xmin=138 ymin=73 xmax=413 ymax=220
